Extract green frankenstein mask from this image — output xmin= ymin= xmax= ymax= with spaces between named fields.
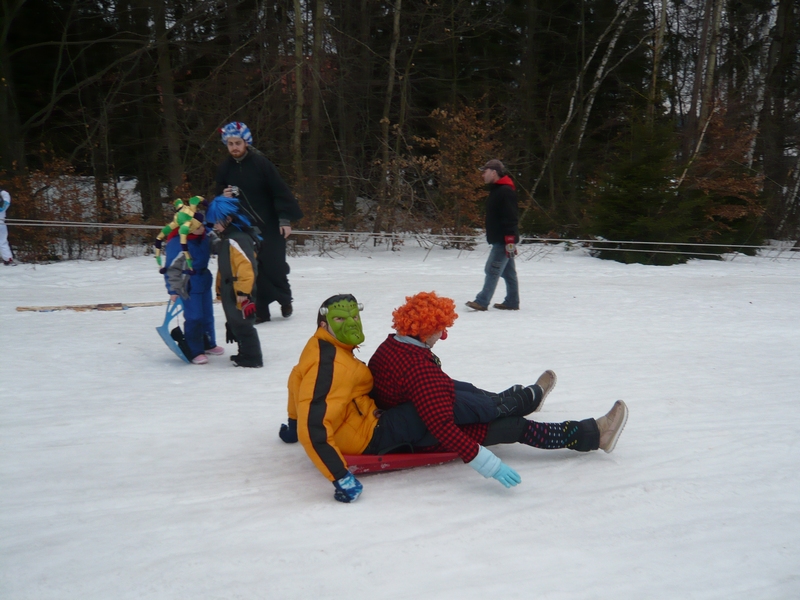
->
xmin=324 ymin=298 xmax=365 ymax=346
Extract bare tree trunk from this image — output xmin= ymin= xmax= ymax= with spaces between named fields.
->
xmin=0 ymin=0 xmax=27 ymax=171
xmin=676 ymin=107 xmax=715 ymax=187
xmin=333 ymin=0 xmax=372 ymax=229
xmin=392 ymin=10 xmax=428 ymax=211
xmin=153 ymin=0 xmax=184 ymax=196
xmin=667 ymin=0 xmax=684 ymax=121
xmin=647 ymin=0 xmax=668 ymax=126
xmin=90 ymin=110 xmax=111 ymax=224
xmin=761 ymin=0 xmax=796 ymax=235
xmin=686 ymin=0 xmax=713 ymax=155
xmin=308 ymin=0 xmax=324 ymax=215
xmin=374 ymin=0 xmax=401 ymax=234
xmin=337 ymin=69 xmax=355 ymax=227
xmin=72 ymin=5 xmax=112 ymax=232
xmin=0 ymin=36 xmax=25 ymax=171
xmin=292 ymin=0 xmax=305 ymax=181
xmin=519 ymin=0 xmax=539 ymax=191
xmin=309 ymin=0 xmax=324 ymax=178
xmin=567 ymin=0 xmax=637 ymax=177
xmin=114 ymin=0 xmax=160 ymax=220
xmin=698 ymin=0 xmax=723 ymax=128
xmin=745 ymin=14 xmax=776 ymax=168
xmin=778 ymin=152 xmax=800 ymax=236
xmin=525 ymin=0 xmax=636 ymax=207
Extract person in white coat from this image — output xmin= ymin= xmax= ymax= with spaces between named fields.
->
xmin=0 ymin=190 xmax=15 ymax=265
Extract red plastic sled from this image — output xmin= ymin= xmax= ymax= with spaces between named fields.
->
xmin=344 ymin=452 xmax=460 ymax=474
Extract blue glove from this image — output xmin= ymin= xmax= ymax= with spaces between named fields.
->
xmin=492 ymin=462 xmax=522 ymax=488
xmin=279 ymin=419 xmax=298 ymax=443
xmin=333 ymin=472 xmax=363 ymax=503
xmin=468 ymin=445 xmax=521 ymax=488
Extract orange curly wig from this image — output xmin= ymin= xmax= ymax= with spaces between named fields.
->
xmin=391 ymin=291 xmax=458 ymax=340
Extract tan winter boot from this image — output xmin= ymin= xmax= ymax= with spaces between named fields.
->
xmin=530 ymin=370 xmax=557 ymax=412
xmin=596 ymin=400 xmax=629 ymax=453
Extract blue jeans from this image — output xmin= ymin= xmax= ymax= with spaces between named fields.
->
xmin=475 ymin=243 xmax=519 ymax=309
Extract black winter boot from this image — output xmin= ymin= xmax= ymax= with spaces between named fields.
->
xmin=232 ymin=355 xmax=263 ymax=368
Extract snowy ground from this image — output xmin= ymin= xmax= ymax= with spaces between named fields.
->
xmin=1 ymin=243 xmax=799 ymax=599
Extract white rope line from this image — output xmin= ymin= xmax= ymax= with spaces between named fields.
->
xmin=6 ymin=219 xmax=798 ymax=255
xmin=6 ymin=219 xmax=162 ymax=230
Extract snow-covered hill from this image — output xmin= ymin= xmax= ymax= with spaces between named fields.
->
xmin=1 ymin=244 xmax=798 ymax=599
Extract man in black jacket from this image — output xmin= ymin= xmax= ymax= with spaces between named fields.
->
xmin=466 ymin=159 xmax=521 ymax=312
xmin=215 ymin=122 xmax=304 ymax=323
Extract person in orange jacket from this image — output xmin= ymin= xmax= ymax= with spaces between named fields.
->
xmin=284 ymin=294 xmax=443 ymax=503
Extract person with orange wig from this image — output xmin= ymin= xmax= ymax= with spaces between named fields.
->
xmin=368 ymin=291 xmax=629 ymax=489
xmin=379 ymin=291 xmax=553 ymax=424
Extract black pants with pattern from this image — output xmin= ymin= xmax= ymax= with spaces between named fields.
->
xmin=484 ymin=417 xmax=600 ymax=452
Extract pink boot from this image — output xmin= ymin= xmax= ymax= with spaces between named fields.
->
xmin=191 ymin=354 xmax=209 ymax=365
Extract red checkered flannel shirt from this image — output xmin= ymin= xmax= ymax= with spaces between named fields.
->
xmin=368 ymin=335 xmax=488 ymax=463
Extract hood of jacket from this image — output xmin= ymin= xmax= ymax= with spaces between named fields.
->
xmin=494 ymin=175 xmax=516 ymax=190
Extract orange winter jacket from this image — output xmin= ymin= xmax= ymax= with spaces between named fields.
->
xmin=287 ymin=328 xmax=379 ymax=481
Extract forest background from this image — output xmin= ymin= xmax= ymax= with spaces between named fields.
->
xmin=1 ymin=0 xmax=798 ymax=264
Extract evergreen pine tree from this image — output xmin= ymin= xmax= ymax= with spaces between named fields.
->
xmin=585 ymin=120 xmax=708 ymax=265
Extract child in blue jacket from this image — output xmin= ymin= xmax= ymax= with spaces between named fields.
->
xmin=163 ymin=221 xmax=223 ymax=364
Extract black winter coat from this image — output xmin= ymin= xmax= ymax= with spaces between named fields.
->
xmin=484 ymin=176 xmax=519 ymax=244
xmin=215 ymin=151 xmax=303 ymax=238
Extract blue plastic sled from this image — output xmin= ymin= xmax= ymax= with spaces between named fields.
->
xmin=156 ymin=298 xmax=190 ymax=363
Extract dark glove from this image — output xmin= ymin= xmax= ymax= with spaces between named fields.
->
xmin=158 ymin=266 xmax=167 ymax=275
xmin=279 ymin=419 xmax=298 ymax=443
xmin=225 ymin=322 xmax=237 ymax=344
xmin=504 ymin=235 xmax=517 ymax=258
xmin=154 ymin=239 xmax=163 ymax=266
xmin=182 ymin=268 xmax=197 ymax=276
xmin=333 ymin=472 xmax=363 ymax=503
xmin=240 ymin=296 xmax=256 ymax=319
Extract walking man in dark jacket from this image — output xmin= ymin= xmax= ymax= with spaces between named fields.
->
xmin=215 ymin=122 xmax=304 ymax=323
xmin=466 ymin=159 xmax=520 ymax=311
